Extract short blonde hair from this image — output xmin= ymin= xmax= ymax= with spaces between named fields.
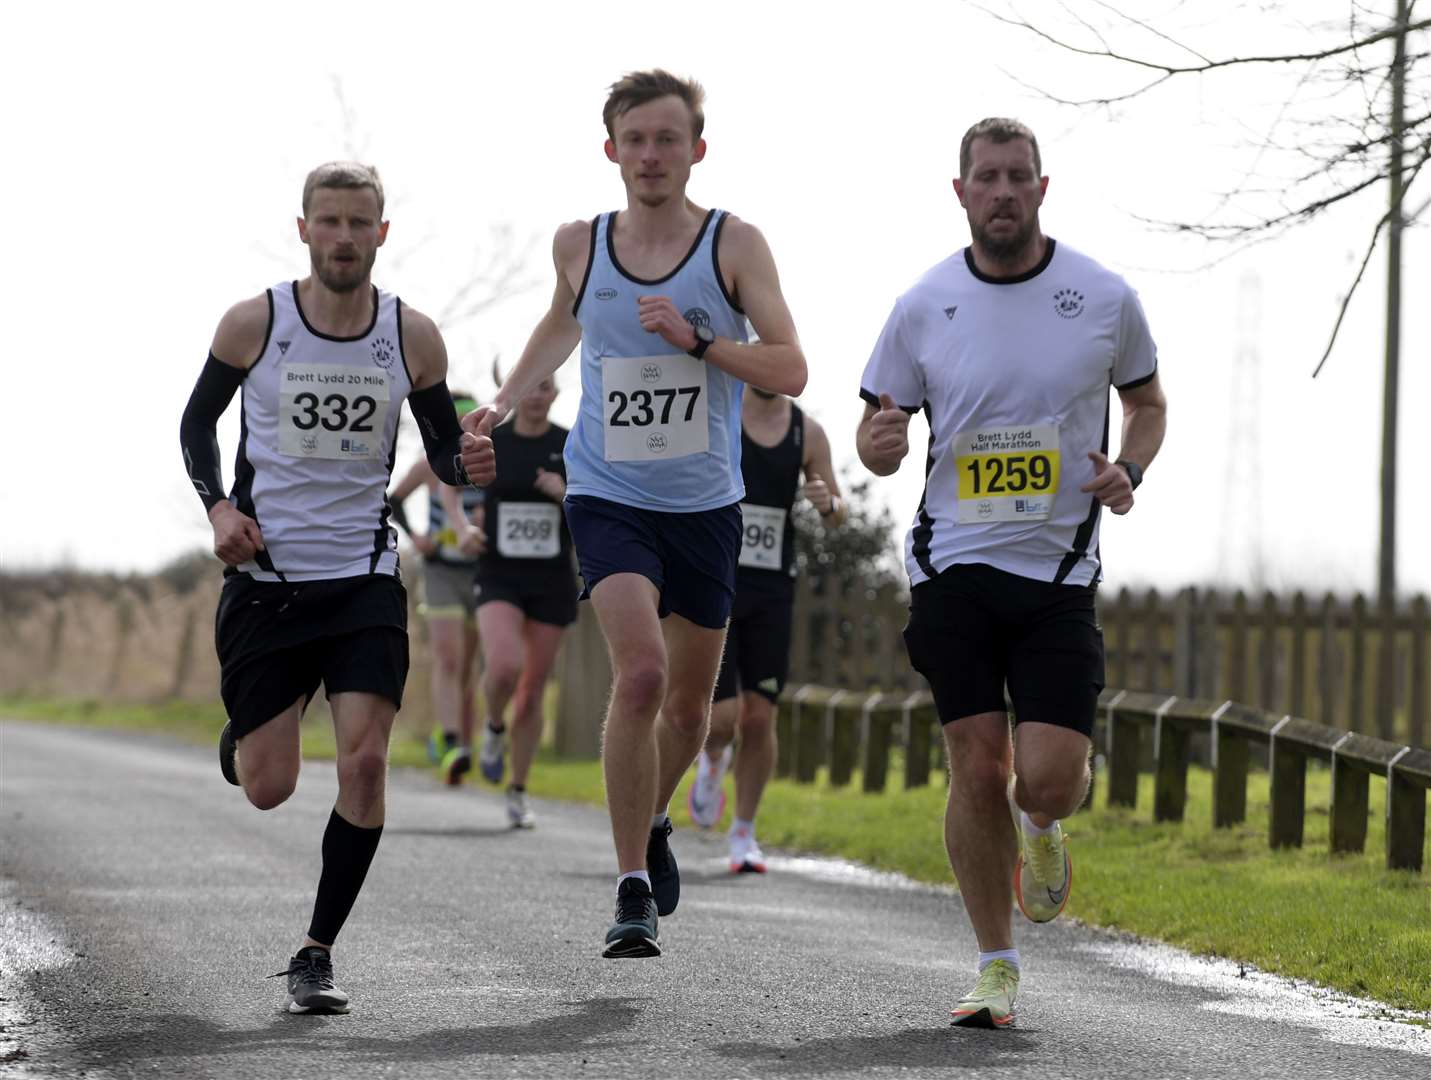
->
xmin=302 ymin=161 xmax=385 ymax=216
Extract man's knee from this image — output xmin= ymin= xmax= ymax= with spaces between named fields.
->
xmin=485 ymin=658 xmax=522 ymax=701
xmin=337 ymin=746 xmax=388 ymax=795
xmin=736 ymin=696 xmax=775 ymax=739
xmin=1015 ymin=768 xmax=1088 ymax=818
xmin=663 ymin=692 xmax=711 ymax=739
xmin=244 ymin=768 xmax=298 ymax=811
xmin=612 ymin=660 xmax=667 ymax=718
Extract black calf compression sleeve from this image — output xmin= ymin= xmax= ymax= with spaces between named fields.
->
xmin=179 ymin=354 xmax=245 ymax=510
xmin=407 ymin=380 xmax=473 ymax=488
xmin=307 ymin=809 xmax=384 ymax=948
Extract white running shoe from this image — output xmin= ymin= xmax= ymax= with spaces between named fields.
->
xmin=506 ymin=786 xmax=535 ymax=829
xmin=1015 ymin=821 xmax=1072 ymax=923
xmin=728 ymin=824 xmax=767 ymax=874
xmin=687 ymin=746 xmax=730 ymax=828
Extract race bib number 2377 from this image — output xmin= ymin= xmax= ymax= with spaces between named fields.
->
xmin=602 ymin=354 xmax=709 ymax=463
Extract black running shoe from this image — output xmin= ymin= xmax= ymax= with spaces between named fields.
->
xmin=647 ymin=817 xmax=679 ymax=916
xmin=602 ymin=878 xmax=660 ymax=958
xmin=219 ymin=722 xmax=239 ymax=786
xmin=269 ymin=946 xmax=350 ymax=1014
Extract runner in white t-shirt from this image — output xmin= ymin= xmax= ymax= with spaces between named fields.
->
xmin=857 ymin=118 xmax=1167 ymax=1029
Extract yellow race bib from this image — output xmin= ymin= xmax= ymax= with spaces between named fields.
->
xmin=953 ymin=424 xmax=1060 ymax=523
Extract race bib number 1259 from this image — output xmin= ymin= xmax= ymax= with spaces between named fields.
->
xmin=952 ymin=423 xmax=1060 ymax=523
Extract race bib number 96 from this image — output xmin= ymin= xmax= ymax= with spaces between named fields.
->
xmin=602 ymin=354 xmax=709 ymax=462
xmin=279 ymin=363 xmax=390 ymax=460
xmin=738 ymin=503 xmax=786 ymax=571
xmin=953 ymin=424 xmax=1060 ymax=523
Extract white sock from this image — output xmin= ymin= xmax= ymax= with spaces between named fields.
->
xmin=651 ymin=810 xmax=669 ymax=829
xmin=978 ymin=948 xmax=1020 ymax=972
xmin=731 ymin=817 xmax=755 ymax=838
xmin=1021 ymin=811 xmax=1058 ymax=837
xmin=618 ymin=870 xmax=651 ymax=890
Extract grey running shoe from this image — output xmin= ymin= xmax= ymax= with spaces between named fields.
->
xmin=270 ymin=946 xmax=350 ymax=1014
xmin=479 ymin=724 xmax=507 ymax=785
xmin=602 ymin=878 xmax=660 ymax=958
xmin=506 ymin=786 xmax=535 ymax=829
xmin=647 ymin=817 xmax=679 ymax=916
xmin=219 ymin=722 xmax=239 ymax=786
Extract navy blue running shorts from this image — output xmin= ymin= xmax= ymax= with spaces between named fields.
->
xmin=563 ymin=495 xmax=741 ymax=630
xmin=902 ymin=562 xmax=1104 ymax=737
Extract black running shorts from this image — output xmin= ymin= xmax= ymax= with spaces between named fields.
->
xmin=473 ymin=571 xmax=579 ymax=628
xmin=902 ymin=562 xmax=1104 ymax=736
xmin=215 ymin=574 xmax=410 ymax=738
xmin=712 ymin=582 xmax=794 ymax=704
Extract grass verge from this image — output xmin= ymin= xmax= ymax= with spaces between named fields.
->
xmin=4 ymin=697 xmax=1429 ymax=1015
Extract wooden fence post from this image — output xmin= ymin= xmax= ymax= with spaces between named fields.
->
xmin=1319 ymin=593 xmax=1339 ymax=728
xmin=1196 ymin=588 xmax=1221 ymax=699
xmin=553 ymin=607 xmax=611 ymax=758
xmin=1106 ymin=691 xmax=1139 ymax=808
xmin=794 ymin=685 xmax=829 ymax=783
xmin=860 ymin=692 xmax=894 ymax=793
xmin=1268 ymin=716 xmax=1306 ymax=849
xmin=1386 ymin=748 xmax=1431 ymax=872
xmin=1258 ymin=591 xmax=1279 ymax=711
xmin=1349 ymin=594 xmax=1367 ymax=733
xmin=1172 ymin=589 xmax=1195 ymax=697
xmin=1376 ymin=594 xmax=1397 ymax=742
xmin=1110 ymin=588 xmax=1131 ymax=689
xmin=1412 ymin=595 xmax=1427 ymax=750
xmin=1229 ymin=591 xmax=1249 ymax=704
xmin=1153 ymin=696 xmax=1193 ymax=822
xmin=775 ymin=687 xmax=797 ymax=778
xmin=1289 ymin=592 xmax=1308 ymax=719
xmin=1212 ymin=703 xmax=1245 ymax=827
xmin=903 ymin=691 xmax=935 ymax=789
xmin=1329 ymin=733 xmax=1370 ymax=855
xmin=1141 ymin=588 xmax=1161 ymax=690
xmin=827 ymin=689 xmax=859 ymax=788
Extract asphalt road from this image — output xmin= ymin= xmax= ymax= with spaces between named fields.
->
xmin=1 ymin=720 xmax=1427 ymax=1079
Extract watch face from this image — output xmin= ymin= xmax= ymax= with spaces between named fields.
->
xmin=696 ymin=324 xmax=715 ymax=344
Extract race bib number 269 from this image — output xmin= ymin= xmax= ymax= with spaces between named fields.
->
xmin=953 ymin=423 xmax=1060 ymax=523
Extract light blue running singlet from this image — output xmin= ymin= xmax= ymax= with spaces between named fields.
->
xmin=564 ymin=208 xmax=749 ymax=512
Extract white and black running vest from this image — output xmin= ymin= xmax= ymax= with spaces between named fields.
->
xmin=231 ymin=282 xmax=412 ymax=581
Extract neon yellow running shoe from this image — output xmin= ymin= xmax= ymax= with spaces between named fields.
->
xmin=950 ymin=959 xmax=1019 ymax=1028
xmin=1015 ymin=823 xmax=1072 ymax=923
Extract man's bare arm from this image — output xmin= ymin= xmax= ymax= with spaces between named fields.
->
xmin=801 ymin=414 xmax=848 ymax=527
xmin=708 ymin=219 xmax=806 ymax=395
xmin=1115 ymin=373 xmax=1167 ymax=471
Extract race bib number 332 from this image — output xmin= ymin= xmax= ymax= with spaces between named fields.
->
xmin=278 ymin=363 xmax=390 ymax=460
xmin=953 ymin=423 xmax=1060 ymax=523
xmin=602 ymin=354 xmax=709 ymax=463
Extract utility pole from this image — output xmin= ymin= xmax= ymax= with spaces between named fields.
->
xmin=1376 ymin=0 xmax=1408 ymax=739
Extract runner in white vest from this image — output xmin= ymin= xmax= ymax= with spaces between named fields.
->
xmin=179 ymin=162 xmax=484 ymax=1015
xmin=858 ymin=119 xmax=1167 ymax=1029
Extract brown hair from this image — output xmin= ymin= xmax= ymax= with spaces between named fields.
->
xmin=302 ymin=161 xmax=385 ymax=216
xmin=603 ymin=69 xmax=706 ymax=139
xmin=959 ymin=118 xmax=1041 ymax=179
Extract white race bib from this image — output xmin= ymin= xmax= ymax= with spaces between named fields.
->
xmin=738 ymin=503 xmax=786 ymax=570
xmin=497 ymin=501 xmax=561 ymax=559
xmin=952 ymin=423 xmax=1061 ymax=524
xmin=601 ymin=354 xmax=709 ymax=462
xmin=278 ymin=363 xmax=391 ymax=460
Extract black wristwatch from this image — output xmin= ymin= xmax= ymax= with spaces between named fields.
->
xmin=688 ymin=324 xmax=715 ymax=360
xmin=1116 ymin=459 xmax=1143 ymax=490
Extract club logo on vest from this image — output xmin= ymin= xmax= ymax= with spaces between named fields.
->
xmin=595 ymin=287 xmax=618 ymax=301
xmin=641 ymin=363 xmax=663 ymax=382
xmin=684 ymin=307 xmax=712 ymax=328
xmin=371 ymin=336 xmax=397 ymax=368
xmin=277 ymin=340 xmax=292 ymax=356
xmin=647 ymin=433 xmax=669 ymax=454
xmin=300 ymin=434 xmax=319 ymax=454
xmin=1053 ymin=289 xmax=1085 ymax=319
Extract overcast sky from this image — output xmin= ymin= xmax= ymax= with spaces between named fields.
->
xmin=3 ymin=0 xmax=1426 ymax=596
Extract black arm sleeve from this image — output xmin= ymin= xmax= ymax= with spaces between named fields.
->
xmin=385 ymin=490 xmax=415 ymax=537
xmin=180 ymin=353 xmax=245 ymax=511
xmin=407 ymin=380 xmax=473 ymax=487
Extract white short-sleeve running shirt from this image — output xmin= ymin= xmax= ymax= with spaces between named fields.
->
xmin=860 ymin=240 xmax=1157 ymax=588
